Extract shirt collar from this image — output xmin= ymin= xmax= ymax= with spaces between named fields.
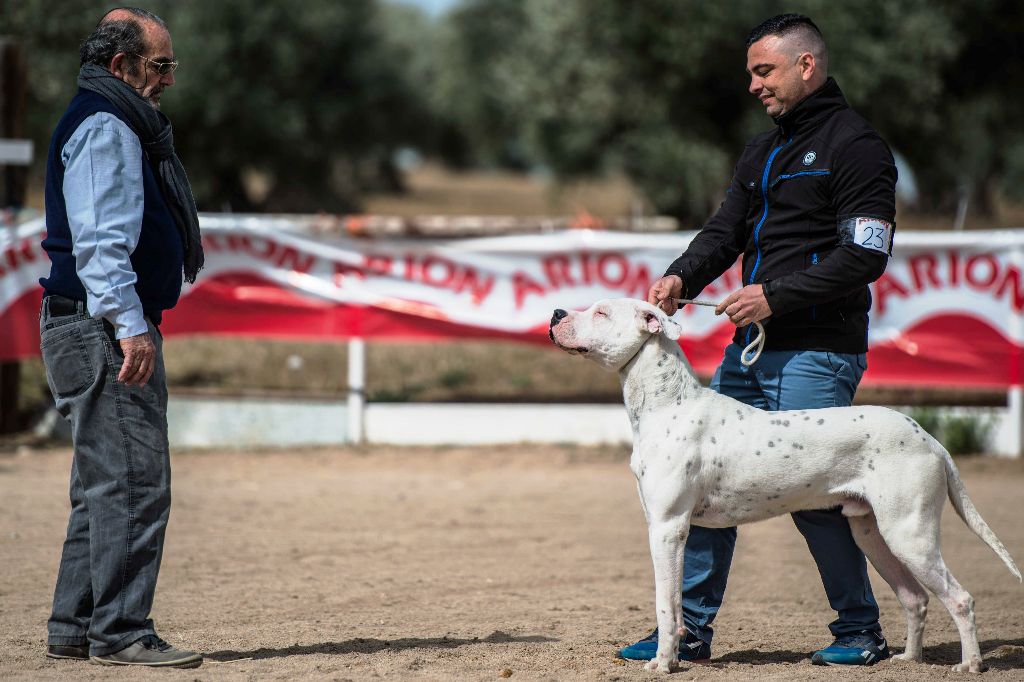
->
xmin=773 ymin=77 xmax=848 ymax=136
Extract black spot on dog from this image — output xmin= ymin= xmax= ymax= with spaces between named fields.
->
xmin=768 ymin=441 xmax=775 ymax=447
xmin=783 ymin=454 xmax=790 ymax=459
xmin=711 ymin=436 xmax=717 ymax=444
xmin=755 ymin=450 xmax=761 ymax=456
xmin=783 ymin=420 xmax=790 ymax=427
xmin=817 ymin=419 xmax=825 ymax=425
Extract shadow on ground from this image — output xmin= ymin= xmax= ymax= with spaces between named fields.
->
xmin=206 ymin=631 xmax=558 ymax=662
xmin=711 ymin=638 xmax=1024 ymax=671
xmin=921 ymin=639 xmax=1024 ymax=671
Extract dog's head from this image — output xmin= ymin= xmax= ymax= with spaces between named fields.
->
xmin=549 ymin=298 xmax=682 ymax=371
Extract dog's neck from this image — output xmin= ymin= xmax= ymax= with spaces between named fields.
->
xmin=618 ymin=333 xmax=702 ymax=429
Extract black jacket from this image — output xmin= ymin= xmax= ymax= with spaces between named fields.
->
xmin=665 ymin=78 xmax=897 ymax=354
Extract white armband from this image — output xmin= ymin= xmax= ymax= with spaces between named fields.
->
xmin=838 ymin=216 xmax=894 ymax=255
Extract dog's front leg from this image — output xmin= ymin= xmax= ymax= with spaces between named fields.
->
xmin=644 ymin=515 xmax=690 ymax=673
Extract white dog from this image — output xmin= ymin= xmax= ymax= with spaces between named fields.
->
xmin=549 ymin=298 xmax=1021 ymax=674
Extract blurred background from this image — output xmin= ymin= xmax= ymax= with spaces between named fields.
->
xmin=5 ymin=0 xmax=1024 ymax=224
xmin=2 ymin=0 xmax=1023 ymax=440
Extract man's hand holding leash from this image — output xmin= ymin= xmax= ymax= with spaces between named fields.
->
xmin=648 ymin=277 xmax=771 ymax=328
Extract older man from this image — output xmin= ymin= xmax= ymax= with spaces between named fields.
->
xmin=39 ymin=7 xmax=202 ymax=668
xmin=619 ymin=14 xmax=897 ymax=666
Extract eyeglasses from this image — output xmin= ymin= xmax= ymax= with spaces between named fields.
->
xmin=132 ymin=54 xmax=178 ymax=76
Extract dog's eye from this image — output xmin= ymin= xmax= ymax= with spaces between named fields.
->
xmin=594 ymin=310 xmax=607 ymax=317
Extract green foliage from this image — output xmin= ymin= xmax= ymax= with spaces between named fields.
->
xmin=5 ymin=0 xmax=441 ymax=212
xmin=438 ymin=368 xmax=471 ymax=388
xmin=942 ymin=415 xmax=992 ymax=456
xmin=908 ymin=408 xmax=992 ymax=456
xmin=5 ymin=0 xmax=1024 ymax=220
xmin=908 ymin=408 xmax=943 ymax=439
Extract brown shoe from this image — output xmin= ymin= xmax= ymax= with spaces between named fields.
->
xmin=91 ymin=635 xmax=202 ymax=668
xmin=46 ymin=643 xmax=89 ymax=660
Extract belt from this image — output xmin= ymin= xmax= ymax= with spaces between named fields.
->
xmin=45 ymin=294 xmax=87 ymax=317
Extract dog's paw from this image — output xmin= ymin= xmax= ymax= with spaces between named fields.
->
xmin=951 ymin=657 xmax=987 ymax=674
xmin=892 ymin=652 xmax=922 ymax=663
xmin=643 ymin=658 xmax=677 ymax=673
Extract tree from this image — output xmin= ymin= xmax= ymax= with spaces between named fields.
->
xmin=435 ymin=0 xmax=1024 ymax=224
xmin=4 ymin=0 xmax=444 ymax=212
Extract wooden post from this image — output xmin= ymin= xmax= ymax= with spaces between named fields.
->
xmin=0 ymin=37 xmax=29 ymax=434
xmin=347 ymin=338 xmax=366 ymax=444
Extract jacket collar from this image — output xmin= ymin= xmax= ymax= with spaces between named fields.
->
xmin=773 ymin=77 xmax=848 ymax=136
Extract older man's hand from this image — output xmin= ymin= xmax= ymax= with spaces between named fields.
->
xmin=716 ymin=284 xmax=773 ymax=328
xmin=118 ymin=332 xmax=156 ymax=386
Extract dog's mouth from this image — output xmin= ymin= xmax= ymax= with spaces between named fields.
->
xmin=549 ymin=318 xmax=589 ymax=354
xmin=548 ymin=329 xmax=588 ymax=355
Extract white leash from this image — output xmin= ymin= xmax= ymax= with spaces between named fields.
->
xmin=675 ymin=298 xmax=766 ymax=366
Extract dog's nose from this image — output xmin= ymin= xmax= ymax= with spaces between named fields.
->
xmin=550 ymin=309 xmax=568 ymax=327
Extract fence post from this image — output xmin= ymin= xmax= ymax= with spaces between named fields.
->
xmin=347 ymin=337 xmax=366 ymax=444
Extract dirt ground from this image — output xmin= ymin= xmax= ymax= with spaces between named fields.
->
xmin=1 ymin=445 xmax=1022 ymax=681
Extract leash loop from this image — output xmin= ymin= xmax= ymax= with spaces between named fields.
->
xmin=674 ymin=298 xmax=765 ymax=366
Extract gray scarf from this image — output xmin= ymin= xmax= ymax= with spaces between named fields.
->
xmin=77 ymin=63 xmax=204 ymax=283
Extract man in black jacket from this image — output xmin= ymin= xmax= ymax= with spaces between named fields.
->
xmin=618 ymin=14 xmax=897 ymax=667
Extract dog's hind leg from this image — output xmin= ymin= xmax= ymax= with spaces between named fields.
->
xmin=643 ymin=516 xmax=690 ymax=673
xmin=873 ymin=511 xmax=986 ymax=673
xmin=847 ymin=513 xmax=928 ymax=662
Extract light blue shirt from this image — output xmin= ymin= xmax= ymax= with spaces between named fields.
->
xmin=62 ymin=112 xmax=148 ymax=339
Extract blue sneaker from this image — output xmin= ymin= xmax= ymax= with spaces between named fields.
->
xmin=810 ymin=630 xmax=890 ymax=666
xmin=617 ymin=628 xmax=711 ymax=662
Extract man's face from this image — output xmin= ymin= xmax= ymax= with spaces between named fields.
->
xmin=746 ymin=35 xmax=811 ymax=118
xmin=122 ymin=23 xmax=176 ymax=109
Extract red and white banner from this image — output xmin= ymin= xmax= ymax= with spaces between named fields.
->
xmin=2 ymin=215 xmax=1023 ymax=387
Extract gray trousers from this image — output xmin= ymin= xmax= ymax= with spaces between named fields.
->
xmin=40 ymin=296 xmax=170 ymax=656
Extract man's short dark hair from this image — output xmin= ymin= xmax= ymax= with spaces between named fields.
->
xmin=746 ymin=13 xmax=824 ymax=48
xmin=746 ymin=13 xmax=828 ymax=71
xmin=79 ymin=7 xmax=167 ymax=72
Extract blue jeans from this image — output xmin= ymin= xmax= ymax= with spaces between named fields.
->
xmin=682 ymin=343 xmax=880 ymax=644
xmin=40 ymin=297 xmax=170 ymax=656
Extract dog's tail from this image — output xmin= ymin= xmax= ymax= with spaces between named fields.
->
xmin=941 ymin=445 xmax=1022 ymax=582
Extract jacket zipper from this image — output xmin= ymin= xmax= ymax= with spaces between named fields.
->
xmin=745 ymin=134 xmax=793 ymax=346
xmin=811 ymin=252 xmax=818 ymax=320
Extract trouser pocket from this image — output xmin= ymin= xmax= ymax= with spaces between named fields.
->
xmin=40 ymin=325 xmax=96 ymax=400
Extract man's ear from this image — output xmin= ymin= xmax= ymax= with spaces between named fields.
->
xmin=109 ymin=52 xmax=130 ymax=79
xmin=641 ymin=309 xmax=682 ymax=340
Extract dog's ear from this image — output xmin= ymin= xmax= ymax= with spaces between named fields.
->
xmin=641 ymin=309 xmax=682 ymax=340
